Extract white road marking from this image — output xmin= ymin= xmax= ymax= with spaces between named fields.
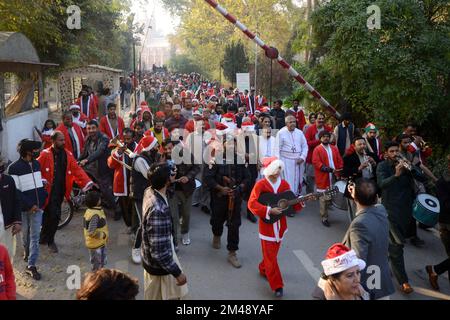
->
xmin=293 ymin=249 xmax=321 ymax=281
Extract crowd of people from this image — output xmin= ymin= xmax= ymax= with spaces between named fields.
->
xmin=0 ymin=70 xmax=449 ymax=300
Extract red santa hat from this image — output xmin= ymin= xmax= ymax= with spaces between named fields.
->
xmin=140 ymin=101 xmax=148 ymax=106
xmin=155 ymin=111 xmax=166 ymax=119
xmin=69 ymin=104 xmax=81 ymax=111
xmin=222 ymin=112 xmax=236 ymax=123
xmin=134 ymin=135 xmax=158 ymax=154
xmin=241 ymin=121 xmax=255 ymax=132
xmin=321 ymin=243 xmax=366 ymax=276
xmin=262 ymin=157 xmax=284 ymax=177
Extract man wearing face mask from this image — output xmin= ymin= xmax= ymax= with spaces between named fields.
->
xmin=7 ymin=140 xmax=48 ymax=280
xmin=69 ymin=104 xmax=88 ymax=134
xmin=76 ymin=88 xmax=98 ymax=121
xmin=79 ymin=120 xmax=117 ymax=220
xmin=0 ymin=156 xmax=22 ymax=262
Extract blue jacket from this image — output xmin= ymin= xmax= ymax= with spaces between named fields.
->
xmin=0 ymin=174 xmax=22 ymax=228
xmin=7 ymin=158 xmax=48 ymax=211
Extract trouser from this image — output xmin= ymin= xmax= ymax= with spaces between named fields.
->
xmin=120 ymin=93 xmax=125 ymax=109
xmin=22 ymin=210 xmax=43 ymax=267
xmin=245 ymin=165 xmax=258 ymax=216
xmin=347 ymin=199 xmax=357 ymax=222
xmin=388 ymin=236 xmax=408 ymax=285
xmin=133 ymin=199 xmax=143 ymax=249
xmin=259 ymin=240 xmax=283 ymax=291
xmin=119 ymin=196 xmax=133 ymax=227
xmin=169 ymin=191 xmax=193 ymax=246
xmin=319 ymin=195 xmax=332 ymax=220
xmin=96 ymin=174 xmax=117 ymax=216
xmin=305 ymin=163 xmax=315 ymax=194
xmin=433 ymin=223 xmax=450 ymax=276
xmin=210 ymin=195 xmax=242 ymax=252
xmin=40 ymin=196 xmax=62 ymax=245
xmin=89 ymin=246 xmax=107 ymax=271
xmin=124 ymin=92 xmax=131 ymax=108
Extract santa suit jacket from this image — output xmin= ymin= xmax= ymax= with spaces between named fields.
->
xmin=55 ymin=123 xmax=85 ymax=159
xmin=305 ymin=124 xmax=333 ymax=164
xmin=107 ymin=145 xmax=135 ymax=197
xmin=255 ymin=95 xmax=267 ymax=109
xmin=293 ymin=108 xmax=306 ymax=131
xmin=76 ymin=96 xmax=98 ymax=121
xmin=312 ymin=144 xmax=343 ymax=190
xmin=248 ymin=177 xmax=290 ymax=243
xmin=99 ymin=115 xmax=125 ymax=140
xmin=37 ymin=147 xmax=93 ymax=207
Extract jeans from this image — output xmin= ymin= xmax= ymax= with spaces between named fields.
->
xmin=22 ymin=210 xmax=43 ymax=267
xmin=89 ymin=246 xmax=107 ymax=271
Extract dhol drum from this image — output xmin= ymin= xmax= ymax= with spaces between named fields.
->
xmin=413 ymin=193 xmax=440 ymax=227
xmin=331 ymin=180 xmax=348 ymax=211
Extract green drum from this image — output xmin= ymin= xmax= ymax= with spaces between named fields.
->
xmin=413 ymin=193 xmax=440 ymax=227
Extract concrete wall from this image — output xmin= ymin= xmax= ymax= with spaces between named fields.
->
xmin=0 ymin=107 xmax=48 ymax=162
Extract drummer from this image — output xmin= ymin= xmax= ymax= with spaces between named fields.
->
xmin=376 ymin=141 xmax=428 ymax=294
xmin=161 ymin=139 xmax=200 ymax=248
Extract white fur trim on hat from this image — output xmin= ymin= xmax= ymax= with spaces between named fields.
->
xmin=142 ymin=138 xmax=158 ymax=153
xmin=263 ymin=159 xmax=284 ymax=177
xmin=321 ymin=250 xmax=366 ymax=276
xmin=69 ymin=104 xmax=80 ymax=110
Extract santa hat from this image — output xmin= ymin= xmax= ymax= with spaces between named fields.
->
xmin=155 ymin=111 xmax=166 ymax=119
xmin=69 ymin=104 xmax=80 ymax=111
xmin=222 ymin=112 xmax=236 ymax=123
xmin=241 ymin=121 xmax=255 ymax=132
xmin=321 ymin=243 xmax=366 ymax=276
xmin=193 ymin=107 xmax=203 ymax=116
xmin=192 ymin=99 xmax=199 ymax=105
xmin=134 ymin=135 xmax=158 ymax=154
xmin=261 ymin=107 xmax=270 ymax=113
xmin=262 ymin=157 xmax=284 ymax=177
xmin=364 ymin=123 xmax=378 ymax=133
xmin=140 ymin=101 xmax=148 ymax=106
xmin=136 ymin=107 xmax=142 ymax=114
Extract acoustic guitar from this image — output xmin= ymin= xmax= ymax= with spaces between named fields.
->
xmin=257 ymin=187 xmax=338 ymax=224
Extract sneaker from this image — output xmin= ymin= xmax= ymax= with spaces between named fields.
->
xmin=400 ymin=283 xmax=414 ymax=294
xmin=212 ymin=235 xmax=221 ymax=249
xmin=131 ymin=248 xmax=141 ymax=264
xmin=48 ymin=242 xmax=58 ymax=253
xmin=227 ymin=251 xmax=242 ymax=268
xmin=274 ymin=288 xmax=283 ymax=298
xmin=182 ymin=233 xmax=191 ymax=245
xmin=410 ymin=237 xmax=425 ymax=247
xmin=321 ymin=219 xmax=330 ymax=227
xmin=26 ymin=266 xmax=41 ymax=281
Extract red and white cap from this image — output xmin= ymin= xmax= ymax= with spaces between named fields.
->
xmin=69 ymin=104 xmax=80 ymax=111
xmin=241 ymin=121 xmax=255 ymax=132
xmin=155 ymin=111 xmax=166 ymax=119
xmin=134 ymin=135 xmax=158 ymax=154
xmin=262 ymin=157 xmax=284 ymax=177
xmin=192 ymin=99 xmax=199 ymax=105
xmin=321 ymin=243 xmax=366 ymax=276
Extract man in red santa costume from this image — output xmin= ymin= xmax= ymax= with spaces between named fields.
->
xmin=76 ymin=88 xmax=98 ymax=121
xmin=55 ymin=111 xmax=85 ymax=160
xmin=248 ymin=157 xmax=298 ymax=298
xmin=255 ymin=90 xmax=267 ymax=110
xmin=99 ymin=103 xmax=125 ymax=140
xmin=69 ymin=104 xmax=88 ymax=133
xmin=312 ymin=130 xmax=343 ymax=227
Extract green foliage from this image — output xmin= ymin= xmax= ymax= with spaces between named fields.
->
xmin=168 ymin=53 xmax=203 ymax=74
xmin=292 ymin=0 xmax=450 ymax=155
xmin=0 ymin=0 xmax=142 ymax=72
xmin=222 ymin=41 xmax=249 ymax=85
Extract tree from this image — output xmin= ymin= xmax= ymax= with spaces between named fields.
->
xmin=168 ymin=54 xmax=203 ymax=74
xmin=222 ymin=41 xmax=249 ymax=87
xmin=292 ymin=0 xmax=450 ymax=157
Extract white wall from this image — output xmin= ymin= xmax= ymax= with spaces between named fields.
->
xmin=0 ymin=108 xmax=48 ymax=162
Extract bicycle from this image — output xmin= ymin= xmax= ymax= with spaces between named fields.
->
xmin=58 ymin=185 xmax=85 ymax=230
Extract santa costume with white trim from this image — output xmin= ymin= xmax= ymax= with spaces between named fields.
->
xmin=248 ymin=157 xmax=301 ymax=294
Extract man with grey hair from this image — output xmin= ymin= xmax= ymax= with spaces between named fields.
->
xmin=274 ymin=115 xmax=308 ymax=209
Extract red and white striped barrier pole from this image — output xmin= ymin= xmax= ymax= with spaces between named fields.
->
xmin=203 ymin=0 xmax=341 ymax=119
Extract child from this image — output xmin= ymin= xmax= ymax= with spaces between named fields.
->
xmin=35 ymin=119 xmax=57 ymax=149
xmin=0 ymin=244 xmax=16 ymax=300
xmin=83 ymin=191 xmax=108 ymax=271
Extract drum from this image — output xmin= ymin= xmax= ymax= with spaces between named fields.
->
xmin=195 ymin=179 xmax=202 ymax=189
xmin=413 ymin=193 xmax=440 ymax=227
xmin=331 ymin=180 xmax=348 ymax=211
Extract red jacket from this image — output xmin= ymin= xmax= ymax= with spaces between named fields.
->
xmin=255 ymin=95 xmax=267 ymax=109
xmin=305 ymin=124 xmax=333 ymax=164
xmin=107 ymin=151 xmax=129 ymax=197
xmin=244 ymin=95 xmax=256 ymax=114
xmin=55 ymin=123 xmax=85 ymax=159
xmin=37 ymin=147 xmax=93 ymax=207
xmin=293 ymin=108 xmax=306 ymax=131
xmin=76 ymin=96 xmax=98 ymax=120
xmin=0 ymin=245 xmax=15 ymax=300
xmin=248 ymin=178 xmax=291 ymax=243
xmin=99 ymin=115 xmax=125 ymax=140
xmin=312 ymin=144 xmax=343 ymax=190
xmin=408 ymin=143 xmax=432 ymax=163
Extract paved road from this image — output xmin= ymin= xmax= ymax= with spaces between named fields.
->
xmin=14 ymin=197 xmax=450 ymax=300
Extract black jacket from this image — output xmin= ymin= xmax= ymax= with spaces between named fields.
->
xmin=79 ymin=132 xmax=113 ymax=178
xmin=270 ymin=108 xmax=286 ymax=130
xmin=0 ymin=174 xmax=22 ymax=228
xmin=436 ymin=175 xmax=450 ymax=224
